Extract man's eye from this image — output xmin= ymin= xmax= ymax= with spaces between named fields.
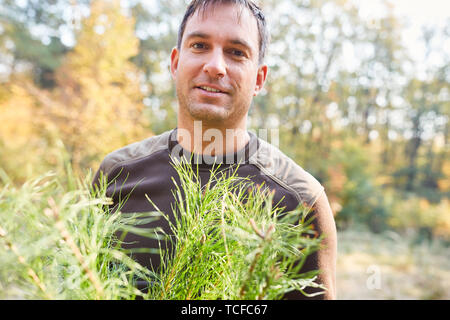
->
xmin=192 ymin=43 xmax=206 ymax=49
xmin=230 ymin=49 xmax=245 ymax=57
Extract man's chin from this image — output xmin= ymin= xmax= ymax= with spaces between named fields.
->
xmin=187 ymin=104 xmax=231 ymax=123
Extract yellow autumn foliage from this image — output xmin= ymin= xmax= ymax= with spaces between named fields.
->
xmin=0 ymin=81 xmax=38 ymax=182
xmin=0 ymin=0 xmax=152 ymax=182
xmin=388 ymin=196 xmax=450 ymax=240
xmin=52 ymin=0 xmax=151 ymax=172
xmin=438 ymin=160 xmax=450 ymax=192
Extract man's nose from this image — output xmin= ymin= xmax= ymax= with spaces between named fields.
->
xmin=203 ymin=49 xmax=226 ymax=79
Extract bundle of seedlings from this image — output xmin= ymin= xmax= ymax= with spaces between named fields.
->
xmin=144 ymin=157 xmax=325 ymax=299
xmin=0 ymin=168 xmax=158 ymax=300
xmin=0 ymin=159 xmax=325 ymax=299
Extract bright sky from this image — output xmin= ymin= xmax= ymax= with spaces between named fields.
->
xmin=390 ymin=0 xmax=450 ymax=23
xmin=390 ymin=0 xmax=449 ymax=51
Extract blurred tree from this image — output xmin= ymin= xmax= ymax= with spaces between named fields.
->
xmin=0 ymin=77 xmax=45 ymax=183
xmin=128 ymin=0 xmax=186 ymax=134
xmin=0 ymin=0 xmax=92 ymax=87
xmin=0 ymin=0 xmax=151 ymax=179
xmin=50 ymin=0 xmax=152 ymax=172
xmin=328 ymin=138 xmax=389 ymax=232
xmin=393 ymin=24 xmax=449 ymax=200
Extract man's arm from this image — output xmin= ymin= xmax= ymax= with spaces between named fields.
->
xmin=284 ymin=190 xmax=337 ymax=300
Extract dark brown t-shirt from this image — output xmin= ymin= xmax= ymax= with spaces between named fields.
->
xmin=92 ymin=128 xmax=326 ymax=298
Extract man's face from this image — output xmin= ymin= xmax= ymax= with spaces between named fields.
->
xmin=170 ymin=3 xmax=268 ymax=127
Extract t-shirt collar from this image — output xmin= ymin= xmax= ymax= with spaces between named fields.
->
xmin=167 ymin=127 xmax=259 ymax=168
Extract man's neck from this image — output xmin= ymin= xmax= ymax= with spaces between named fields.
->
xmin=176 ymin=120 xmax=250 ymax=156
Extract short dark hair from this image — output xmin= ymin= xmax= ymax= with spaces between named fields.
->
xmin=177 ymin=0 xmax=269 ymax=65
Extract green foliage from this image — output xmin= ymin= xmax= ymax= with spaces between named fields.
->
xmin=147 ymin=158 xmax=324 ymax=299
xmin=0 ymin=0 xmax=81 ymax=87
xmin=386 ymin=192 xmax=450 ymax=242
xmin=328 ymin=139 xmax=389 ymax=233
xmin=0 ymin=159 xmax=324 ymax=299
xmin=0 ymin=169 xmax=157 ymax=299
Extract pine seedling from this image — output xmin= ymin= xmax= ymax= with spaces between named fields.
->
xmin=145 ymin=157 xmax=325 ymax=300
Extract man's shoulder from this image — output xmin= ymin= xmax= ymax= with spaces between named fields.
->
xmin=97 ymin=130 xmax=172 ymax=176
xmin=250 ymin=137 xmax=324 ymax=208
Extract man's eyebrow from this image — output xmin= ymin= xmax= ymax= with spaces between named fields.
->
xmin=185 ymin=31 xmax=210 ymax=41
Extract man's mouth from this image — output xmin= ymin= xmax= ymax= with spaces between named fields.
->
xmin=195 ymin=85 xmax=227 ymax=94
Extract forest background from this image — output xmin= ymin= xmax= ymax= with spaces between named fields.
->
xmin=0 ymin=0 xmax=448 ymax=299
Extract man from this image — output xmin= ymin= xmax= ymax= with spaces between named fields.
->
xmin=93 ymin=0 xmax=337 ymax=299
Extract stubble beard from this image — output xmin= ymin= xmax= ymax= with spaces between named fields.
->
xmin=176 ymin=86 xmax=252 ymax=127
xmin=177 ymin=86 xmax=230 ymax=124
xmin=187 ymin=99 xmax=231 ymax=123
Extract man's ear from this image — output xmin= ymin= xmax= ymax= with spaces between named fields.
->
xmin=170 ymin=47 xmax=179 ymax=80
xmin=254 ymin=64 xmax=268 ymax=96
